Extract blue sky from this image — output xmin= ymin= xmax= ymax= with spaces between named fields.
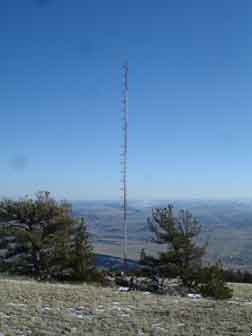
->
xmin=1 ymin=0 xmax=252 ymax=200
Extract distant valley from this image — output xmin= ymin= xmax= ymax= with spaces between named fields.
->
xmin=72 ymin=199 xmax=252 ymax=271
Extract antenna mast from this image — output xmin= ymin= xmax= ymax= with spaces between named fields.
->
xmin=121 ymin=62 xmax=128 ymax=269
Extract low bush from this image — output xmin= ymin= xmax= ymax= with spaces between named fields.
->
xmin=197 ymin=263 xmax=233 ymax=299
xmin=180 ymin=262 xmax=233 ymax=300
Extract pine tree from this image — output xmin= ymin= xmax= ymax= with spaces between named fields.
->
xmin=69 ymin=217 xmax=96 ymax=281
xmin=149 ymin=205 xmax=206 ymax=282
xmin=0 ymin=191 xmax=70 ymax=277
xmin=0 ymin=192 xmax=97 ymax=281
xmin=139 ymin=248 xmax=146 ymax=264
xmin=148 ymin=205 xmax=233 ymax=299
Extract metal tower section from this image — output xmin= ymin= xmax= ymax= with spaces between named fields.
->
xmin=121 ymin=62 xmax=128 ymax=268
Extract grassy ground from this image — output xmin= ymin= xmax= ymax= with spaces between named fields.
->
xmin=0 ymin=276 xmax=251 ymax=336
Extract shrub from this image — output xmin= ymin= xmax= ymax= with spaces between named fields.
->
xmin=196 ymin=263 xmax=233 ymax=299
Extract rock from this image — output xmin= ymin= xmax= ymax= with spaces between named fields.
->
xmin=0 ymin=249 xmax=8 ymax=258
xmin=8 ymin=243 xmax=17 ymax=250
xmin=4 ymin=253 xmax=28 ymax=264
xmin=103 ymin=275 xmax=116 ymax=287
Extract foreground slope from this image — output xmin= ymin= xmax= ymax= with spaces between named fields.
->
xmin=0 ymin=277 xmax=251 ymax=336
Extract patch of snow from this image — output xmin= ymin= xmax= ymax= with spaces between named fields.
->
xmin=152 ymin=323 xmax=162 ymax=328
xmin=68 ymin=308 xmax=95 ymax=321
xmin=96 ymin=304 xmax=105 ymax=313
xmin=118 ymin=286 xmax=130 ymax=292
xmin=8 ymin=303 xmax=26 ymax=307
xmin=187 ymin=293 xmax=202 ymax=299
xmin=111 ymin=306 xmax=122 ymax=311
xmin=96 ymin=308 xmax=105 ymax=313
xmin=228 ymin=300 xmax=252 ymax=305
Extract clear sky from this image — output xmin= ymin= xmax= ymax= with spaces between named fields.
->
xmin=1 ymin=0 xmax=252 ymax=200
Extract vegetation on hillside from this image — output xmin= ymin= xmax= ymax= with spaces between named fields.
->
xmin=141 ymin=205 xmax=233 ymax=299
xmin=0 ymin=194 xmax=244 ymax=299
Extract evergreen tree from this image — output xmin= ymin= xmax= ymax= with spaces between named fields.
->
xmin=149 ymin=205 xmax=206 ymax=282
xmin=148 ymin=205 xmax=233 ymax=299
xmin=69 ymin=217 xmax=96 ymax=281
xmin=139 ymin=248 xmax=146 ymax=264
xmin=0 ymin=192 xmax=97 ymax=281
xmin=0 ymin=191 xmax=69 ymax=277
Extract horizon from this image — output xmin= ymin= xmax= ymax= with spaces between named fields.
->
xmin=1 ymin=1 xmax=252 ymax=199
xmin=2 ymin=193 xmax=252 ymax=203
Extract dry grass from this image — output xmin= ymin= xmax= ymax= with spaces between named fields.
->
xmin=0 ymin=275 xmax=251 ymax=336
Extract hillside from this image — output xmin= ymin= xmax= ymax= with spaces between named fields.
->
xmin=72 ymin=200 xmax=252 ymax=270
xmin=0 ymin=276 xmax=251 ymax=335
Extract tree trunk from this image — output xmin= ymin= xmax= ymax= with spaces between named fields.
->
xmin=32 ymin=249 xmax=41 ymax=278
